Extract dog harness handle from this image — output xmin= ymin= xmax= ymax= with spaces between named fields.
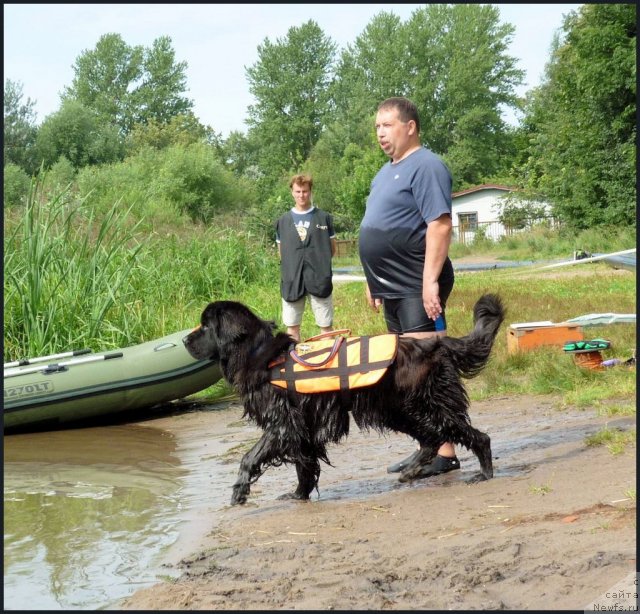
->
xmin=290 ymin=337 xmax=344 ymax=368
xmin=302 ymin=328 xmax=351 ymax=342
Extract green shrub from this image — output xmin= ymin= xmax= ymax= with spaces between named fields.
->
xmin=155 ymin=143 xmax=243 ymax=222
xmin=74 ymin=144 xmax=250 ymax=224
xmin=3 ymin=163 xmax=31 ymax=208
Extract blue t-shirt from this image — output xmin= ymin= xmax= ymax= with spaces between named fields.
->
xmin=359 ymin=147 xmax=453 ymax=298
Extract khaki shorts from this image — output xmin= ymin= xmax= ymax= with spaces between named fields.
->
xmin=282 ymin=294 xmax=334 ymax=327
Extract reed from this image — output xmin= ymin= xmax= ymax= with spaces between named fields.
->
xmin=4 ymin=179 xmax=144 ymax=358
xmin=3 ymin=186 xmax=635 ymax=410
xmin=3 ymin=183 xmax=280 ymax=360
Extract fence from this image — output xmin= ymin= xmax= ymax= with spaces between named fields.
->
xmin=334 ymin=217 xmax=560 ymax=252
xmin=452 ymin=217 xmax=560 ymax=245
xmin=334 ymin=239 xmax=358 ymax=257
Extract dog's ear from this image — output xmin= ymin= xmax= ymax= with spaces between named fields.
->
xmin=262 ymin=319 xmax=277 ymax=335
xmin=213 ymin=310 xmax=247 ymax=343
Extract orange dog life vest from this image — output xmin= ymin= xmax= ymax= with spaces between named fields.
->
xmin=269 ymin=329 xmax=398 ymax=395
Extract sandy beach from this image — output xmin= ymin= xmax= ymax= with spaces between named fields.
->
xmin=119 ymin=393 xmax=636 ymax=610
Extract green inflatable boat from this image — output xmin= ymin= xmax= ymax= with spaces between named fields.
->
xmin=3 ymin=330 xmax=221 ymax=433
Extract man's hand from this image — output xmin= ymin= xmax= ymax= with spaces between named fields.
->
xmin=423 ymin=214 xmax=451 ymax=321
xmin=423 ymin=280 xmax=442 ymax=321
xmin=366 ymin=285 xmax=383 ymax=312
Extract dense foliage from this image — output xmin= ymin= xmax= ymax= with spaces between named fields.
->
xmin=63 ymin=33 xmax=194 ymax=136
xmin=4 ymin=5 xmax=636 ymax=233
xmin=516 ymin=4 xmax=636 ymax=228
xmin=4 ymin=79 xmax=38 ymax=174
xmin=3 ymin=179 xmax=279 ymax=358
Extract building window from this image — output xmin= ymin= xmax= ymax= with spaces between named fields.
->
xmin=458 ymin=212 xmax=478 ymax=231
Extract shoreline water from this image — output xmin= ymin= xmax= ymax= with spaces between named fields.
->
xmin=120 ymin=396 xmax=636 ymax=610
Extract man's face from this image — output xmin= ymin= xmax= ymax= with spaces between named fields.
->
xmin=291 ymin=183 xmax=312 ymax=209
xmin=375 ymin=107 xmax=416 ymax=162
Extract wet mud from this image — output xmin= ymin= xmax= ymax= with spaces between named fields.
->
xmin=120 ymin=394 xmax=636 ymax=610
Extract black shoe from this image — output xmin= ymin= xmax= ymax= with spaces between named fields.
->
xmin=387 ymin=449 xmax=421 ymax=473
xmin=398 ymin=454 xmax=461 ymax=482
xmin=412 ymin=454 xmax=460 ymax=479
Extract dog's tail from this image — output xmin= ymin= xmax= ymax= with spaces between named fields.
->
xmin=440 ymin=293 xmax=505 ymax=378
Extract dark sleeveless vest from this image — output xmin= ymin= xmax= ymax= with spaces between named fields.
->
xmin=278 ymin=208 xmax=333 ymax=302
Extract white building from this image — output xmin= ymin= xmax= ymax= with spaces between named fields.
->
xmin=451 ymin=184 xmax=552 ymax=243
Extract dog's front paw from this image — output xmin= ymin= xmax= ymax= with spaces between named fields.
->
xmin=466 ymin=472 xmax=491 ymax=484
xmin=231 ymin=484 xmax=250 ymax=505
xmin=277 ymin=491 xmax=310 ymax=501
xmin=397 ymin=463 xmax=431 ymax=483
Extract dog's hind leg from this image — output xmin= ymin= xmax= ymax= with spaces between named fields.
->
xmin=231 ymin=432 xmax=281 ymax=505
xmin=456 ymin=426 xmax=493 ymax=483
xmin=467 ymin=428 xmax=493 ymax=483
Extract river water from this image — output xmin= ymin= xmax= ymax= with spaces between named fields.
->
xmin=4 ymin=397 xmax=634 ymax=610
xmin=3 ymin=402 xmax=246 ymax=610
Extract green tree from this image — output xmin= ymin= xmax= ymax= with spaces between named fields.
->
xmin=331 ymin=5 xmax=524 ymax=188
xmin=326 ymin=10 xmax=409 ymax=189
xmin=304 ymin=114 xmax=383 ymax=231
xmin=406 ymin=4 xmax=524 ymax=185
xmin=128 ymin=36 xmax=193 ymax=127
xmin=64 ymin=33 xmax=143 ymax=134
xmin=64 ymin=33 xmax=193 ymax=135
xmin=154 ymin=142 xmax=247 ymax=222
xmin=3 ymin=162 xmax=31 ymax=207
xmin=4 ymin=79 xmax=38 ymax=173
xmin=35 ymin=99 xmax=124 ymax=169
xmin=335 ymin=140 xmax=386 ymax=232
xmin=519 ymin=4 xmax=636 ymax=228
xmin=333 ymin=12 xmax=409 ymax=122
xmin=126 ymin=112 xmax=210 ymax=153
xmin=218 ymin=130 xmax=260 ymax=178
xmin=245 ymin=20 xmax=337 ymax=189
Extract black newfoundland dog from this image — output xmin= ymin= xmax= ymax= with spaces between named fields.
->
xmin=183 ymin=294 xmax=505 ymax=506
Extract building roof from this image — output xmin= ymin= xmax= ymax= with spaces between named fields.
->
xmin=452 ymin=184 xmax=517 ymax=198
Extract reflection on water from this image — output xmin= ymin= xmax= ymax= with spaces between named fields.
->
xmin=6 ymin=400 xmax=624 ymax=610
xmin=4 ymin=425 xmax=187 ymax=610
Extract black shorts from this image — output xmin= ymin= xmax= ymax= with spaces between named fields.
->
xmin=383 ymin=277 xmax=454 ymax=334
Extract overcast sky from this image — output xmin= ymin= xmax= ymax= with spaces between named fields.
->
xmin=4 ymin=3 xmax=583 ymax=136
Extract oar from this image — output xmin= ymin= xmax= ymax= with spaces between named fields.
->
xmin=4 ymin=352 xmax=123 ymax=379
xmin=4 ymin=348 xmax=92 ymax=370
xmin=537 ymin=248 xmax=636 ymax=270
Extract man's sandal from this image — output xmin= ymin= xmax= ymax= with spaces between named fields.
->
xmin=387 ymin=449 xmax=421 ymax=473
xmin=399 ymin=454 xmax=461 ymax=482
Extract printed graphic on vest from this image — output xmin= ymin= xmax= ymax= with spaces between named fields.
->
xmin=295 ymin=219 xmax=311 ymax=241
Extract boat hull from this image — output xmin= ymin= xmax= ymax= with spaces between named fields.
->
xmin=4 ymin=330 xmax=221 ymax=432
xmin=602 ymin=254 xmax=636 ymax=272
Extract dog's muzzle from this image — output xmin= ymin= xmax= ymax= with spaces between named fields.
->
xmin=182 ymin=325 xmax=201 ymax=345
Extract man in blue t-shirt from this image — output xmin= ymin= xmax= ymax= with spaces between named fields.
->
xmin=359 ymin=97 xmax=459 ymax=479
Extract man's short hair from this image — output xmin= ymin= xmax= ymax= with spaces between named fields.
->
xmin=378 ymin=97 xmax=420 ymax=134
xmin=289 ymin=174 xmax=313 ymax=190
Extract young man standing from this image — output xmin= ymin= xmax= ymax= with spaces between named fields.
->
xmin=276 ymin=174 xmax=336 ymax=342
xmin=359 ymin=97 xmax=459 ymax=479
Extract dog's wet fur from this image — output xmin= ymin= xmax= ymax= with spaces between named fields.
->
xmin=183 ymin=294 xmax=505 ymax=505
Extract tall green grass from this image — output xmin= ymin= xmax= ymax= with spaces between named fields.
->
xmin=3 ymin=180 xmax=280 ymax=360
xmin=3 ymin=183 xmax=636 ymax=411
xmin=4 ymin=180 xmax=144 ymax=358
